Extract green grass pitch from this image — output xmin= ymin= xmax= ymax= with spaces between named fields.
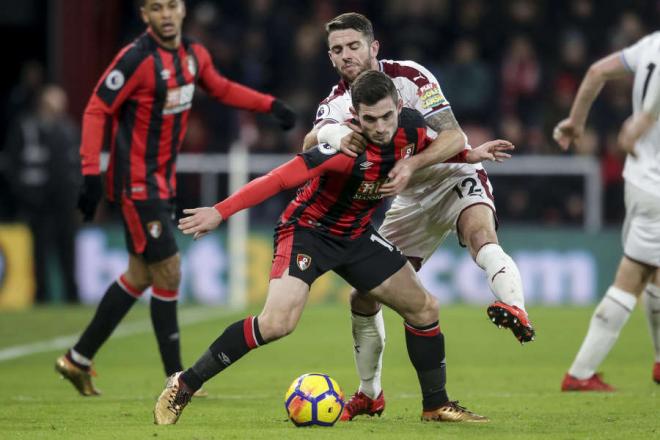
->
xmin=0 ymin=304 xmax=658 ymax=439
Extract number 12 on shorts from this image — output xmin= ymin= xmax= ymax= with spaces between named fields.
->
xmin=452 ymin=177 xmax=482 ymax=199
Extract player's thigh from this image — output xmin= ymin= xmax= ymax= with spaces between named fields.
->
xmin=258 ymin=271 xmax=310 ymax=341
xmin=612 ymin=256 xmax=655 ymax=297
xmin=367 ymin=263 xmax=438 ymax=326
xmin=124 ymin=254 xmax=152 ymax=290
xmin=379 ymin=198 xmax=446 ymax=266
xmin=621 ymin=181 xmax=660 ymax=271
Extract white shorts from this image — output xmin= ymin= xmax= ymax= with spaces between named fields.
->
xmin=622 ymin=181 xmax=660 ymax=267
xmin=378 ymin=168 xmax=496 ymax=264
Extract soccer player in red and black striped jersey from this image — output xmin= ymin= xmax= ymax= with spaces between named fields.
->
xmin=153 ymin=71 xmax=503 ymax=424
xmin=55 ymin=0 xmax=296 ymax=397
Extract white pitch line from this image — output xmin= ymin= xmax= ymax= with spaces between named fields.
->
xmin=0 ymin=308 xmax=230 ymax=363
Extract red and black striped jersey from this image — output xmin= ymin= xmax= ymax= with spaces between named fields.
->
xmin=279 ymin=108 xmax=431 ymax=239
xmin=214 ymin=108 xmax=469 ymax=239
xmin=80 ymin=29 xmax=275 ymax=202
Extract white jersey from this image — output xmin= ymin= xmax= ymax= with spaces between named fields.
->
xmin=621 ymin=32 xmax=660 ymax=189
xmin=314 ymin=59 xmax=481 ymax=205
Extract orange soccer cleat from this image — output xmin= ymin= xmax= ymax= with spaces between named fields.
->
xmin=487 ymin=301 xmax=535 ymax=344
xmin=339 ymin=390 xmax=385 ymax=421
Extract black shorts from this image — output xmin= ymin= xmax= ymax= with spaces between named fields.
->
xmin=119 ymin=198 xmax=178 ymax=263
xmin=270 ymin=225 xmax=408 ymax=292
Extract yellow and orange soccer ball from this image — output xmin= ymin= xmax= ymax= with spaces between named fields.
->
xmin=284 ymin=373 xmax=344 ymax=427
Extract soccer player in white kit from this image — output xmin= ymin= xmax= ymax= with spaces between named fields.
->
xmin=302 ymin=13 xmax=534 ymax=420
xmin=554 ymin=32 xmax=660 ymax=391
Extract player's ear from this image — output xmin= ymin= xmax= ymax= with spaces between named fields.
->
xmin=140 ymin=6 xmax=149 ymax=25
xmin=180 ymin=0 xmax=187 ymax=19
xmin=397 ymin=98 xmax=403 ymax=112
xmin=370 ymin=39 xmax=380 ymax=58
xmin=349 ymin=106 xmax=358 ymax=118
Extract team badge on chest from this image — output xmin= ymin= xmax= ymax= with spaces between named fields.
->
xmin=147 ymin=221 xmax=162 ymax=239
xmin=296 ymin=254 xmax=312 ymax=271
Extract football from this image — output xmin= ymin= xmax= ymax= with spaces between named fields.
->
xmin=284 ymin=373 xmax=344 ymax=427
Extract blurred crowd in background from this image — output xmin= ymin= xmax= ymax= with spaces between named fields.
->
xmin=1 ymin=0 xmax=658 ymax=228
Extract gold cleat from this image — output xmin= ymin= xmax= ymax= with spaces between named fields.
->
xmin=421 ymin=401 xmax=489 ymax=423
xmin=154 ymin=372 xmax=193 ymax=425
xmin=55 ymin=355 xmax=100 ymax=396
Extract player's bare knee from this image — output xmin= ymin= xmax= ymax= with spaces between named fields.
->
xmin=258 ymin=313 xmax=296 ymax=342
xmin=149 ymin=254 xmax=182 ymax=291
xmin=350 ymin=290 xmax=380 ymax=314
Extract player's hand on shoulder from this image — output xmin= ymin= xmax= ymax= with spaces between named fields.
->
xmin=270 ymin=99 xmax=297 ymax=130
xmin=178 ymin=207 xmax=223 ymax=240
xmin=339 ymin=121 xmax=367 ymax=158
xmin=553 ymin=118 xmax=583 ymax=151
xmin=379 ymin=158 xmax=415 ymax=197
xmin=466 ymin=139 xmax=514 ymax=164
xmin=77 ymin=174 xmax=103 ymax=222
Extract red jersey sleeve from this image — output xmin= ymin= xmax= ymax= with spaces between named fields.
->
xmin=193 ymin=43 xmax=275 ymax=113
xmin=214 ymin=149 xmax=353 ymax=219
xmin=80 ymin=44 xmax=150 ymax=175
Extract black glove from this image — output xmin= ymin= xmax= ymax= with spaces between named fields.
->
xmin=270 ymin=99 xmax=297 ymax=130
xmin=77 ymin=174 xmax=103 ymax=222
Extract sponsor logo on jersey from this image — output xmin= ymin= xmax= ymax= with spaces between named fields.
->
xmin=417 ymin=82 xmax=446 ymax=109
xmin=160 ymin=69 xmax=171 ymax=80
xmin=187 ymin=56 xmax=197 ymax=76
xmin=105 ymin=70 xmax=125 ymax=91
xmin=316 ymin=104 xmax=330 ymax=119
xmin=354 ymin=178 xmax=387 ymax=201
xmin=163 ymin=83 xmax=195 ymax=115
xmin=147 ymin=221 xmax=162 ymax=239
xmin=359 ymin=161 xmax=373 ymax=170
xmin=401 ymin=143 xmax=415 ymax=159
xmin=296 ymin=254 xmax=312 ymax=271
xmin=317 ymin=143 xmax=338 ymax=155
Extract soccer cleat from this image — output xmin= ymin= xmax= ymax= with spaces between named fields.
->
xmin=339 ymin=390 xmax=385 ymax=421
xmin=561 ymin=373 xmax=615 ymax=392
xmin=487 ymin=301 xmax=535 ymax=343
xmin=154 ymin=372 xmax=193 ymax=425
xmin=421 ymin=401 xmax=489 ymax=423
xmin=652 ymin=363 xmax=660 ymax=384
xmin=55 ymin=355 xmax=100 ymax=396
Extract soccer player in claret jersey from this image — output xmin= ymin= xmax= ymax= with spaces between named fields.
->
xmin=55 ymin=0 xmax=296 ymax=397
xmin=153 ymin=71 xmax=513 ymax=425
xmin=301 ymin=13 xmax=534 ymax=420
xmin=554 ymin=32 xmax=660 ymax=391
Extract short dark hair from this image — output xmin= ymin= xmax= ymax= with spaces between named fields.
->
xmin=351 ymin=70 xmax=398 ymax=111
xmin=325 ymin=13 xmax=374 ymax=42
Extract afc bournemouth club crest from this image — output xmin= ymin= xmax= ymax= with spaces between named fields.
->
xmin=296 ymin=254 xmax=312 ymax=271
xmin=147 ymin=221 xmax=162 ymax=239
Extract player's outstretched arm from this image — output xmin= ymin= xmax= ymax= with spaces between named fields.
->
xmin=553 ymin=53 xmax=630 ymax=150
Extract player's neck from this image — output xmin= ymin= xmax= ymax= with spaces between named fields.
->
xmin=148 ymin=28 xmax=181 ymax=50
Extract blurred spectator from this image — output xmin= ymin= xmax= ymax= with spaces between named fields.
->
xmin=4 ymin=85 xmax=80 ymax=304
xmin=440 ymin=38 xmax=493 ymax=124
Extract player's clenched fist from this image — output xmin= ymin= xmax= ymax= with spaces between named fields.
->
xmin=178 ymin=207 xmax=223 ymax=240
xmin=553 ymin=118 xmax=583 ymax=150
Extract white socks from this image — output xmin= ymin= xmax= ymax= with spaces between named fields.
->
xmin=351 ymin=309 xmax=385 ymax=399
xmin=475 ymin=243 xmax=525 ymax=310
xmin=642 ymin=283 xmax=660 ymax=362
xmin=69 ymin=348 xmax=93 ymax=367
xmin=569 ymin=286 xmax=637 ymax=379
